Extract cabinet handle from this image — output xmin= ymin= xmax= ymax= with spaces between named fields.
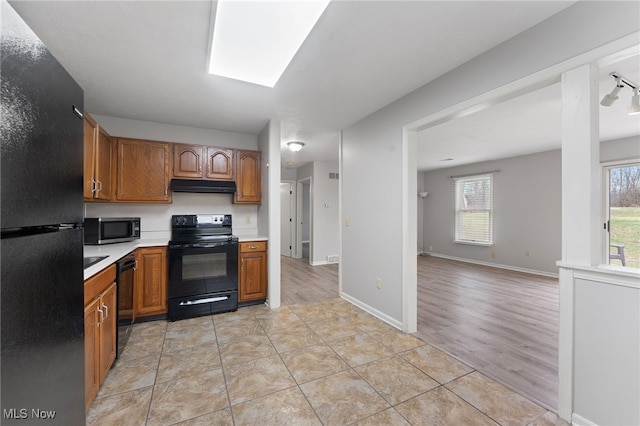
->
xmin=134 ymin=260 xmax=138 ymax=270
xmin=102 ymin=302 xmax=108 ymax=320
xmin=97 ymin=305 xmax=103 ymax=326
xmin=96 ymin=180 xmax=102 ymax=193
xmin=91 ymin=180 xmax=98 ymax=194
xmin=249 ymin=245 xmax=258 ymax=249
xmin=241 ymin=258 xmax=243 ymax=269
xmin=199 ymin=165 xmax=202 ymax=174
xmin=164 ymin=186 xmax=168 ymax=198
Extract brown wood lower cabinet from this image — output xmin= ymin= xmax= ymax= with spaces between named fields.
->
xmin=84 ymin=265 xmax=117 ymax=411
xmin=239 ymin=241 xmax=267 ymax=303
xmin=135 ymin=246 xmax=168 ymax=316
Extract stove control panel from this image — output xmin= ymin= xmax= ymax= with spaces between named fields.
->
xmin=172 ymin=214 xmax=232 ymax=228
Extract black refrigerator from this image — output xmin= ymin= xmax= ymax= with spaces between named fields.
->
xmin=1 ymin=2 xmax=86 ymax=424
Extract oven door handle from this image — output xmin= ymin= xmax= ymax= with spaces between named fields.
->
xmin=179 ymin=296 xmax=229 ymax=306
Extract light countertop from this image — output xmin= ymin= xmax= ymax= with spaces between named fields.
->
xmin=84 ymin=235 xmax=268 ymax=280
xmin=84 ymin=238 xmax=168 ymax=280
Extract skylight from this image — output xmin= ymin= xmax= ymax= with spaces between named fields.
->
xmin=208 ymin=0 xmax=330 ymax=88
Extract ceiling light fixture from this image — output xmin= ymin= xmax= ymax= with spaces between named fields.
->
xmin=287 ymin=141 xmax=305 ymax=152
xmin=628 ymin=88 xmax=640 ymax=115
xmin=208 ymin=0 xmax=330 ymax=87
xmin=600 ymin=72 xmax=640 ymax=116
xmin=600 ymin=77 xmax=623 ymax=106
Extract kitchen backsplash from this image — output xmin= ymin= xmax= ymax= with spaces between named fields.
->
xmin=84 ymin=192 xmax=260 ymax=238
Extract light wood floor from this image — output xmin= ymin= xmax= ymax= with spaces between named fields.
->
xmin=280 ymin=256 xmax=338 ymax=305
xmin=280 ymin=254 xmax=559 ymax=411
xmin=414 ymin=255 xmax=559 ymax=411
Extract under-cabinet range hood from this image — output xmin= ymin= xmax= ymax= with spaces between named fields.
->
xmin=170 ymin=179 xmax=237 ymax=194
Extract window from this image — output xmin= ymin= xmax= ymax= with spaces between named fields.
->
xmin=603 ymin=160 xmax=639 ymax=268
xmin=454 ymin=174 xmax=493 ymax=245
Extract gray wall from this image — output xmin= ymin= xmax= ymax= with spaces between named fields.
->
xmin=419 ymin=137 xmax=639 ymax=276
xmin=423 ymin=150 xmax=562 ymax=275
xmin=341 ymin=2 xmax=638 ymax=423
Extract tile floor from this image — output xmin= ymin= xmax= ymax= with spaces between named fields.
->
xmin=87 ymin=298 xmax=568 ymax=426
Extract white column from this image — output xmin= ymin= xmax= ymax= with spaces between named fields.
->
xmin=561 ymin=64 xmax=601 ymax=266
xmin=557 ymin=64 xmax=600 ymax=422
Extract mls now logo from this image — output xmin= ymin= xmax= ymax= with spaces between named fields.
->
xmin=3 ymin=408 xmax=56 ymax=419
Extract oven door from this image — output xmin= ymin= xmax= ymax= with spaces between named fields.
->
xmin=168 ymin=243 xmax=238 ymax=320
xmin=168 ymin=243 xmax=238 ymax=298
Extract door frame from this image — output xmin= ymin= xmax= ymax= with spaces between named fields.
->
xmin=280 ymin=180 xmax=296 ymax=257
xmin=296 ymin=177 xmax=312 ymax=261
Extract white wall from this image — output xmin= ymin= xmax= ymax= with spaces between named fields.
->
xmin=92 ymin=114 xmax=257 ymax=149
xmin=601 ymin=135 xmax=640 ymax=162
xmin=573 ymin=274 xmax=639 ymax=426
xmin=341 ymin=1 xmax=639 ymax=423
xmin=257 ymin=119 xmax=281 ymax=309
xmin=85 ymin=115 xmax=260 ymax=236
xmin=423 ymin=150 xmax=562 ymax=275
xmin=342 ymin=0 xmax=638 ymax=323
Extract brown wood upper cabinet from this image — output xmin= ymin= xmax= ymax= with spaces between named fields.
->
xmin=116 ymin=138 xmax=171 ymax=203
xmin=83 ymin=113 xmax=114 ymax=201
xmin=173 ymin=144 xmax=234 ymax=181
xmin=234 ymin=149 xmax=261 ymax=204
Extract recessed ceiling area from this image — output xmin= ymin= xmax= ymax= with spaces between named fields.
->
xmin=417 ymin=53 xmax=640 ymax=172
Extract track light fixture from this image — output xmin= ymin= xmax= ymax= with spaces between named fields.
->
xmin=600 ymin=77 xmax=623 ymax=106
xmin=629 ymin=88 xmax=640 ymax=116
xmin=600 ymin=72 xmax=640 ymax=116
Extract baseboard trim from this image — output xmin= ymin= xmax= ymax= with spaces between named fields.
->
xmin=427 ymin=252 xmax=559 ymax=279
xmin=572 ymin=413 xmax=598 ymax=426
xmin=339 ymin=292 xmax=403 ymax=330
xmin=310 ymin=260 xmax=328 ymax=266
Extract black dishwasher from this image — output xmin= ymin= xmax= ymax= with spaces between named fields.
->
xmin=116 ymin=252 xmax=136 ymax=358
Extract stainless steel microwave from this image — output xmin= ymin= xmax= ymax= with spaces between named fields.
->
xmin=84 ymin=217 xmax=140 ymax=245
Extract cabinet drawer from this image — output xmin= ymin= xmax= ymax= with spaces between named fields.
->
xmin=240 ymin=241 xmax=267 ymax=253
xmin=84 ymin=264 xmax=116 ymax=305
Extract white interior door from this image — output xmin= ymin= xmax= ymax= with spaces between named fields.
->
xmin=280 ymin=182 xmax=294 ymax=257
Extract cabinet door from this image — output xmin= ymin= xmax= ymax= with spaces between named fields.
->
xmin=136 ymin=247 xmax=168 ymax=316
xmin=116 ymin=138 xmax=171 ymax=202
xmin=173 ymin=144 xmax=204 ymax=178
xmin=99 ymin=282 xmax=117 ymax=384
xmin=239 ymin=250 xmax=267 ymax=302
xmin=83 ymin=114 xmax=97 ymax=199
xmin=234 ymin=150 xmax=261 ymax=204
xmin=206 ymin=147 xmax=234 ymax=180
xmin=84 ymin=298 xmax=100 ymax=411
xmin=94 ymin=126 xmax=113 ymax=201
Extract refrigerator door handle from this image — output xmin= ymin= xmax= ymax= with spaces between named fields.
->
xmin=72 ymin=105 xmax=83 ymax=119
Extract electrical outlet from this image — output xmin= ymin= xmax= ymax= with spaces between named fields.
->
xmin=344 ymin=216 xmax=350 ymax=227
xmin=491 ymin=251 xmax=497 ymax=259
xmin=245 ymin=216 xmax=251 ymax=225
xmin=375 ymin=278 xmax=382 ymax=289
xmin=525 ymin=249 xmax=531 ymax=257
xmin=428 ymin=245 xmax=433 ymax=252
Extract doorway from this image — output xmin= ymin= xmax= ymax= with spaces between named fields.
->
xmin=297 ymin=178 xmax=311 ymax=261
xmin=280 ymin=181 xmax=295 ymax=258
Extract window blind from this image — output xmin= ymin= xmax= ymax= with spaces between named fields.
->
xmin=453 ymin=173 xmax=493 ymax=245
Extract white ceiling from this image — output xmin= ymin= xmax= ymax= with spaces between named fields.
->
xmin=11 ymin=0 xmax=618 ymax=170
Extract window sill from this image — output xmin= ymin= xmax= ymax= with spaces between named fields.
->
xmin=453 ymin=240 xmax=493 ymax=247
